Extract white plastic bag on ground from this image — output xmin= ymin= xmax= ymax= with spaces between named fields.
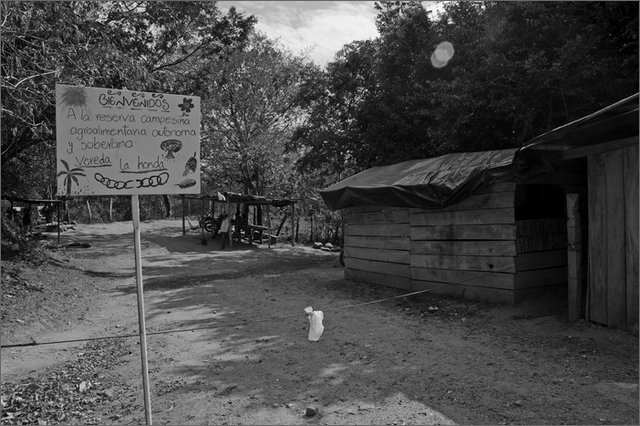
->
xmin=304 ymin=306 xmax=324 ymax=341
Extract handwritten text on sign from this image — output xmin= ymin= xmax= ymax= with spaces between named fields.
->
xmin=56 ymin=85 xmax=201 ymax=196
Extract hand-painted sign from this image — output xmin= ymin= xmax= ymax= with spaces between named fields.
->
xmin=55 ymin=84 xmax=201 ymax=196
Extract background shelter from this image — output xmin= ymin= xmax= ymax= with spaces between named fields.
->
xmin=2 ymin=193 xmax=64 ymax=244
xmin=321 ymin=93 xmax=638 ymax=331
xmin=180 ymin=192 xmax=297 ymax=248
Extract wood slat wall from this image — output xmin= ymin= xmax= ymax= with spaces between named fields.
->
xmin=588 ymin=143 xmax=639 ymax=331
xmin=514 ymin=218 xmax=568 ymax=301
xmin=343 ymin=206 xmax=411 ymax=291
xmin=341 ymin=181 xmax=582 ymax=306
xmin=410 ymin=183 xmax=517 ymax=302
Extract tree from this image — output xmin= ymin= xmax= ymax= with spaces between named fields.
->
xmin=292 ymin=0 xmax=639 ymax=180
xmin=1 ymin=1 xmax=256 ymax=201
xmin=426 ymin=1 xmax=639 ymax=151
xmin=201 ymin=34 xmax=312 ymax=197
xmin=290 ymin=40 xmax=378 ymax=178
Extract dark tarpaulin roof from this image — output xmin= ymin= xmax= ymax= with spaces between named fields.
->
xmin=521 ymin=92 xmax=639 ymax=152
xmin=321 ymin=93 xmax=639 ymax=212
xmin=320 ymin=149 xmax=519 ymax=210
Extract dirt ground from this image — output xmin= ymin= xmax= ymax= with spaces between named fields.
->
xmin=1 ymin=219 xmax=638 ymax=425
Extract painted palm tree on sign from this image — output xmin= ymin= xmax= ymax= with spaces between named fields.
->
xmin=58 ymin=159 xmax=86 ymax=195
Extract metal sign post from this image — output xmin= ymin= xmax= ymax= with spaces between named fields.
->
xmin=131 ymin=194 xmax=152 ymax=425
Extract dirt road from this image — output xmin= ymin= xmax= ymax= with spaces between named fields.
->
xmin=1 ymin=219 xmax=638 ymax=425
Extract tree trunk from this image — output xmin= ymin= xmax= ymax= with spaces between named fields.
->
xmin=63 ymin=200 xmax=70 ymax=223
xmin=162 ymin=195 xmax=172 ymax=218
xmin=86 ymin=198 xmax=92 ymax=223
xmin=276 ymin=212 xmax=288 ymax=235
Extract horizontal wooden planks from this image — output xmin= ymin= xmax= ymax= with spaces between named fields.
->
xmin=411 ymin=267 xmax=514 ymax=290
xmin=343 ymin=205 xmax=388 ymax=214
xmin=411 ymin=240 xmax=516 ymax=256
xmin=410 ymin=190 xmax=514 ymax=213
xmin=341 ymin=182 xmax=524 ymax=303
xmin=345 ymin=246 xmax=410 ymax=264
xmin=344 ymin=207 xmax=409 ymax=223
xmin=411 ymin=224 xmax=516 ymax=241
xmin=411 ymin=254 xmax=515 ymax=273
xmin=475 ymin=182 xmax=516 ymax=194
xmin=411 ymin=279 xmax=515 ymax=304
xmin=345 ymin=223 xmax=409 ymax=237
xmin=345 ymin=268 xmax=411 ymax=290
xmin=410 ymin=208 xmax=514 ymax=226
xmin=344 ymin=257 xmax=410 ymax=278
xmin=345 ymin=235 xmax=410 ymax=251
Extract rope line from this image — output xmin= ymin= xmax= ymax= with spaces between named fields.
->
xmin=1 ymin=264 xmax=515 ymax=349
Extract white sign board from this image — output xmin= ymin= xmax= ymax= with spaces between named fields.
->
xmin=56 ymin=84 xmax=201 ymax=196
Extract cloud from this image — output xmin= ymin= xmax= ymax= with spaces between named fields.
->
xmin=219 ymin=1 xmax=379 ymax=66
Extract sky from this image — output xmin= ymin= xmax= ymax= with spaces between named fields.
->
xmin=217 ymin=1 xmax=381 ymax=66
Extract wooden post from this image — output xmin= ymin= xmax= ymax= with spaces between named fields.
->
xmin=227 ymin=199 xmax=232 ymax=249
xmin=200 ymin=197 xmax=206 ymax=243
xmin=131 ymin=195 xmax=153 ymax=425
xmin=567 ymin=193 xmax=583 ymax=322
xmin=181 ymin=195 xmax=186 ymax=235
xmin=310 ymin=213 xmax=314 ymax=243
xmin=290 ymin=203 xmax=296 ymax=246
xmin=56 ymin=202 xmax=61 ymax=244
xmin=267 ymin=203 xmax=272 ymax=248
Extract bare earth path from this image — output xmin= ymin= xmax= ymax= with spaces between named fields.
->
xmin=1 ymin=219 xmax=638 ymax=425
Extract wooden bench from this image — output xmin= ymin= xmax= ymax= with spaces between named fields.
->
xmin=248 ymin=224 xmax=270 ymax=245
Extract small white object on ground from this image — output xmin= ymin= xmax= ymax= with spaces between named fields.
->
xmin=304 ymin=306 xmax=324 ymax=341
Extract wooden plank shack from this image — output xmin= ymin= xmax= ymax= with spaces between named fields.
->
xmin=342 ymin=182 xmax=572 ymax=304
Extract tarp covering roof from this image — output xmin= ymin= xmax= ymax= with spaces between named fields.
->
xmin=521 ymin=92 xmax=639 ymax=152
xmin=321 ymin=93 xmax=639 ymax=211
xmin=320 ymin=149 xmax=518 ymax=210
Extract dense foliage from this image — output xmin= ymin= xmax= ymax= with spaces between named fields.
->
xmin=1 ymin=1 xmax=256 ymax=200
xmin=292 ymin=1 xmax=639 ymax=179
xmin=200 ymin=34 xmax=315 ymax=198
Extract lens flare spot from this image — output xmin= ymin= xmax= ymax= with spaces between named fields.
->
xmin=431 ymin=41 xmax=455 ymax=68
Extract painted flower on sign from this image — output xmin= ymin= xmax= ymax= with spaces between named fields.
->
xmin=178 ymin=98 xmax=194 ymax=116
